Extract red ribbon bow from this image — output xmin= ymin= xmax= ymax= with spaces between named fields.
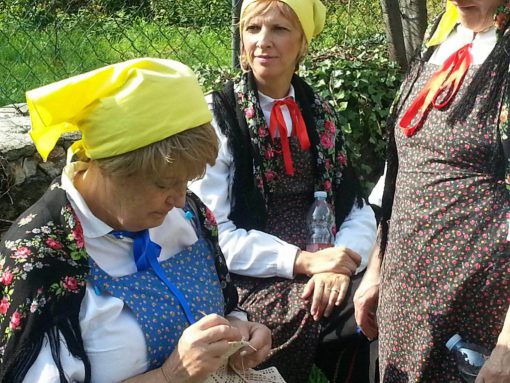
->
xmin=399 ymin=42 xmax=473 ymax=137
xmin=269 ymin=98 xmax=311 ymax=176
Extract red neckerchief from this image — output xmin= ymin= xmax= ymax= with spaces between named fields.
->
xmin=400 ymin=41 xmax=473 ymax=137
xmin=269 ymin=97 xmax=310 ymax=175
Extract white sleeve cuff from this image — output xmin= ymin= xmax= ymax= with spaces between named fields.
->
xmin=334 ymin=201 xmax=377 ymax=275
xmin=277 ymin=244 xmax=300 ymax=279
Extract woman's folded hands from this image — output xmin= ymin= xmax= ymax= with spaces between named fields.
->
xmin=294 ymin=246 xmax=361 ymax=276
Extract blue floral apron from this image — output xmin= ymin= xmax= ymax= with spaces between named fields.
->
xmin=88 ymin=235 xmax=225 ymax=370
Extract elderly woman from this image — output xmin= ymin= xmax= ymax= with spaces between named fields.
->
xmin=354 ymin=0 xmax=510 ymax=381
xmin=0 ymin=58 xmax=271 ymax=383
xmin=189 ymin=0 xmax=377 ymax=382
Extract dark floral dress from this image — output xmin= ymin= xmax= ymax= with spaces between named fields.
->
xmin=378 ymin=63 xmax=510 ymax=382
xmin=233 ymin=138 xmax=319 ymax=383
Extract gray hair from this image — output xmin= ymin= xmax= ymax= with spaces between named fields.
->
xmin=91 ymin=123 xmax=218 ymax=182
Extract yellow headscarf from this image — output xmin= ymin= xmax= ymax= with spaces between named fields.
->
xmin=26 ymin=58 xmax=212 ymax=161
xmin=426 ymin=0 xmax=459 ymax=47
xmin=240 ymin=0 xmax=327 ymax=43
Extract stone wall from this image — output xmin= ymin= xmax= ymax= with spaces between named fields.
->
xmin=0 ymin=104 xmax=78 ymax=236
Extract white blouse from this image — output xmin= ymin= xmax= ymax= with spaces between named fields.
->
xmin=369 ymin=24 xmax=498 ymax=206
xmin=24 ymin=162 xmax=245 ymax=383
xmin=189 ymin=87 xmax=377 ymax=279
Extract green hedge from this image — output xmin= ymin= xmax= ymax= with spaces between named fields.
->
xmin=0 ymin=0 xmax=229 ymax=27
xmin=0 ymin=0 xmax=141 ymax=26
xmin=301 ymin=40 xmax=402 ymax=191
xmin=149 ymin=0 xmax=230 ymax=27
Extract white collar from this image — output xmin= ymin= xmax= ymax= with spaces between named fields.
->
xmin=455 ymin=23 xmax=497 ymax=42
xmin=61 ymin=161 xmax=113 ymax=239
xmin=258 ymin=85 xmax=295 ymax=110
xmin=429 ymin=24 xmax=498 ymax=66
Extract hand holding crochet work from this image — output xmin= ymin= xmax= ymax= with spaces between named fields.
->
xmin=160 ymin=314 xmax=244 ymax=383
xmin=227 ymin=317 xmax=272 ymax=370
xmin=205 ymin=357 xmax=287 ymax=383
xmin=204 ymin=341 xmax=286 ymax=383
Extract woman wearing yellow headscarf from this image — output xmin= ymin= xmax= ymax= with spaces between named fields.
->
xmin=189 ymin=0 xmax=377 ymax=382
xmin=0 ymin=58 xmax=271 ymax=383
xmin=354 ymin=0 xmax=510 ymax=381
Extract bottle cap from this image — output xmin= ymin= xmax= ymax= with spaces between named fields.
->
xmin=446 ymin=334 xmax=462 ymax=350
xmin=314 ymin=191 xmax=327 ymax=199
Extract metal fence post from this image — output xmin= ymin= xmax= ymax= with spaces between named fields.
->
xmin=232 ymin=0 xmax=242 ymax=69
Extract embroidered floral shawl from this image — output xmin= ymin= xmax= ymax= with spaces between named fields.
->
xmin=0 ymin=179 xmax=237 ymax=382
xmin=212 ymin=72 xmax=363 ymax=233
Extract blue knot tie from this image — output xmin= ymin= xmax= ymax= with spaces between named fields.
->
xmin=110 ymin=228 xmax=195 ymax=324
xmin=111 ymin=229 xmax=161 ymax=272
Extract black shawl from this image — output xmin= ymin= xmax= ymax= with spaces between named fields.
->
xmin=211 ymin=71 xmax=364 ymax=234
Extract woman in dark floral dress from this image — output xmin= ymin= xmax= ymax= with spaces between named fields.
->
xmin=354 ymin=0 xmax=510 ymax=382
xmin=0 ymin=58 xmax=271 ymax=383
xmin=189 ymin=0 xmax=377 ymax=382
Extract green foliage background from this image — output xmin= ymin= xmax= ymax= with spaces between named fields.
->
xmin=0 ymin=0 xmax=444 ymax=194
xmin=301 ymin=44 xmax=401 ymax=190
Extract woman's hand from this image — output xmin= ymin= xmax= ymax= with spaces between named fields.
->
xmin=227 ymin=317 xmax=272 ymax=370
xmin=475 ymin=306 xmax=510 ymax=382
xmin=294 ymin=246 xmax=361 ymax=276
xmin=475 ymin=336 xmax=510 ymax=383
xmin=160 ymin=314 xmax=242 ymax=383
xmin=301 ymin=272 xmax=350 ymax=321
xmin=353 ymin=273 xmax=379 ymax=340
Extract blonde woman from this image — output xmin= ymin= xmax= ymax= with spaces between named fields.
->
xmin=190 ymin=0 xmax=377 ymax=381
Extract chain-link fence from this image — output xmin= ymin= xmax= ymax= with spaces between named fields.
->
xmin=0 ymin=0 xmax=385 ymax=107
xmin=0 ymin=0 xmax=442 ymax=107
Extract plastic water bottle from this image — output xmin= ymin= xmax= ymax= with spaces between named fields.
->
xmin=305 ymin=191 xmax=334 ymax=252
xmin=446 ymin=334 xmax=491 ymax=383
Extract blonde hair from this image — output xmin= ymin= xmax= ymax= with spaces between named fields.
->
xmin=239 ymin=0 xmax=308 ymax=72
xmin=92 ymin=123 xmax=218 ymax=182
